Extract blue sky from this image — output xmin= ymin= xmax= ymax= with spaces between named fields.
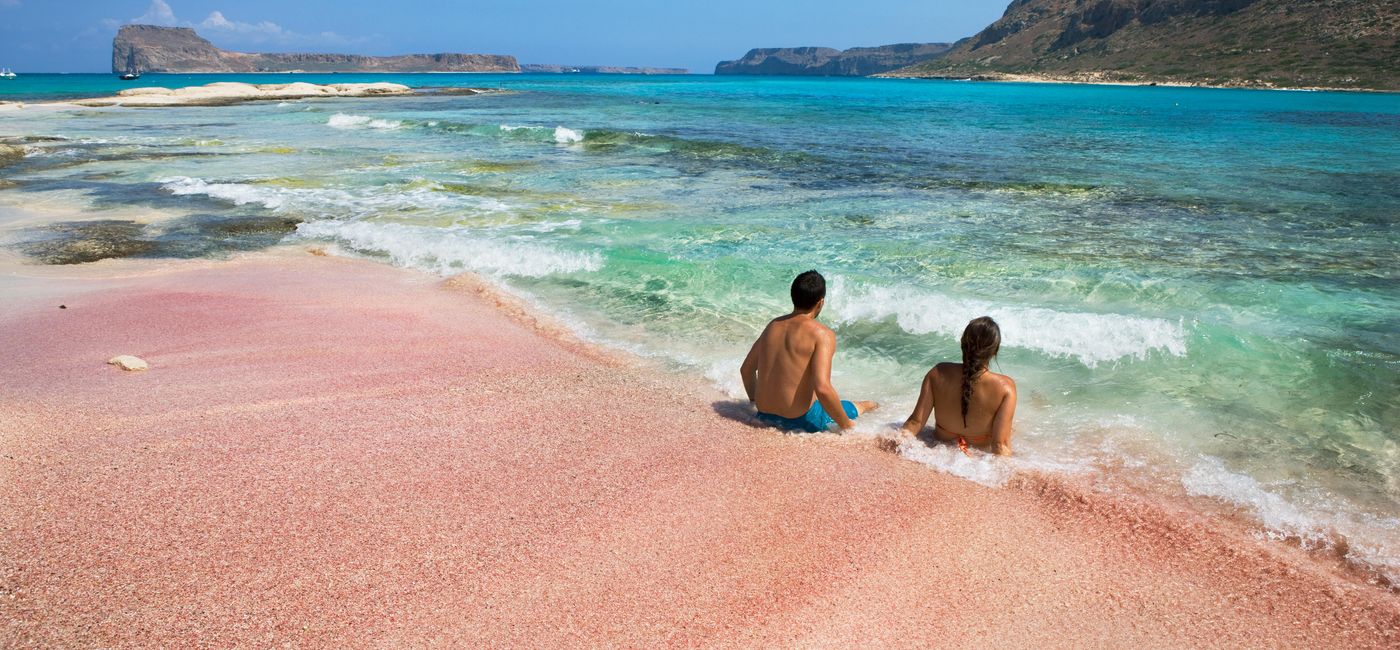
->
xmin=0 ymin=0 xmax=1005 ymax=73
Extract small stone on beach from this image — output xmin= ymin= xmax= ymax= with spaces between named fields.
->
xmin=107 ymin=355 xmax=149 ymax=371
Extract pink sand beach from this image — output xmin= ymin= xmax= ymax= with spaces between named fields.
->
xmin=2 ymin=251 xmax=1397 ymax=647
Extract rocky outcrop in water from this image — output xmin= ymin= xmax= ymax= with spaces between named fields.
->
xmin=890 ymin=0 xmax=1400 ymax=90
xmin=0 ymin=144 xmax=25 ymax=167
xmin=522 ymin=64 xmax=688 ymax=74
xmin=714 ymin=43 xmax=954 ymax=76
xmin=112 ymin=25 xmax=519 ymax=73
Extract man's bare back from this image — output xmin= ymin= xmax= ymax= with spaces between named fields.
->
xmin=740 ymin=271 xmax=876 ymax=432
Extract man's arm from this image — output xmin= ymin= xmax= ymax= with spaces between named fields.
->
xmin=739 ymin=326 xmax=765 ymax=403
xmin=989 ymin=378 xmax=1018 ymax=456
xmin=811 ymin=329 xmax=855 ymax=430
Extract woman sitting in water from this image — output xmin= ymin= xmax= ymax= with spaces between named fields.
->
xmin=901 ymin=316 xmax=1018 ymax=455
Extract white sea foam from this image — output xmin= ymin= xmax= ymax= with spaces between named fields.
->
xmin=162 ymin=176 xmax=322 ymax=210
xmin=517 ymin=219 xmax=583 ymax=233
xmin=827 ymin=277 xmax=1186 ymax=367
xmin=1182 ymin=455 xmax=1400 ymax=582
xmin=897 ymin=439 xmax=1014 ymax=487
xmin=553 ymin=126 xmax=584 ymax=144
xmin=295 ymin=220 xmax=603 ymax=278
xmin=1183 ymin=456 xmax=1332 ymax=546
xmin=159 ymin=176 xmax=493 ymax=217
xmin=327 ymin=113 xmax=403 ymax=130
xmin=496 ymin=124 xmax=584 ymax=144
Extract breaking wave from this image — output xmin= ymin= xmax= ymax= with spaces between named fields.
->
xmin=1183 ymin=455 xmax=1400 ymax=584
xmin=159 ymin=176 xmax=505 ymax=218
xmin=826 ymin=277 xmax=1187 ymax=367
xmin=295 ymin=220 xmax=603 ymax=278
xmin=327 ymin=113 xmax=403 ymax=130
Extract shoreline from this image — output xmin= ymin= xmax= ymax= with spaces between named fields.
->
xmin=874 ymin=71 xmax=1399 ymax=94
xmin=2 ymin=248 xmax=1396 ymax=646
xmin=0 ymin=81 xmax=497 ymax=109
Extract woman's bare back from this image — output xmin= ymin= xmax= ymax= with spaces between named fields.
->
xmin=902 ymin=362 xmax=1018 ymax=455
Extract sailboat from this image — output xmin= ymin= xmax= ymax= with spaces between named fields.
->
xmin=0 ymin=68 xmax=17 ymax=79
xmin=119 ymin=70 xmax=141 ymax=80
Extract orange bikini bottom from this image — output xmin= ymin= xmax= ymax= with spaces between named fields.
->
xmin=935 ymin=424 xmax=973 ymax=457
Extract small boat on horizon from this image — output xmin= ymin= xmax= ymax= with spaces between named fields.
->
xmin=119 ymin=71 xmax=141 ymax=80
xmin=0 ymin=68 xmax=16 ymax=79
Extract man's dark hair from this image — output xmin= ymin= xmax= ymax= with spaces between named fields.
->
xmin=790 ymin=270 xmax=826 ymax=310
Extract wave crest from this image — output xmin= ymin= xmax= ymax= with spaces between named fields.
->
xmin=826 ymin=277 xmax=1187 ymax=367
xmin=327 ymin=113 xmax=403 ymax=130
xmin=296 ymin=220 xmax=603 ymax=278
xmin=159 ymin=176 xmax=502 ymax=217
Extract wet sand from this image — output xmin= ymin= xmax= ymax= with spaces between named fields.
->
xmin=1 ymin=251 xmax=1396 ymax=647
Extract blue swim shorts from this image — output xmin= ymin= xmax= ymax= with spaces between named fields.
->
xmin=756 ymin=400 xmax=859 ymax=433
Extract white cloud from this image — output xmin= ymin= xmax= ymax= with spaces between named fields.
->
xmin=113 ymin=1 xmax=359 ymax=48
xmin=199 ymin=11 xmax=289 ymax=43
xmin=133 ymin=0 xmax=178 ymax=26
xmin=0 ymin=0 xmax=22 ymax=8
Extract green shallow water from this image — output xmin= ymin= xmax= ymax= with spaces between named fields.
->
xmin=1 ymin=74 xmax=1397 ymax=580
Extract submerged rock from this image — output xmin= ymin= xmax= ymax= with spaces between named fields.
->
xmin=12 ymin=215 xmax=302 ymax=265
xmin=107 ymin=355 xmax=149 ymax=371
xmin=0 ymin=144 xmax=25 ymax=167
xmin=18 ymin=220 xmax=155 ymax=264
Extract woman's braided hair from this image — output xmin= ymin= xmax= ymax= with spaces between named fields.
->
xmin=960 ymin=316 xmax=1001 ymax=427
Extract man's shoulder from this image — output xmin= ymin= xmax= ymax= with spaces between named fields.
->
xmin=804 ymin=319 xmax=836 ymax=340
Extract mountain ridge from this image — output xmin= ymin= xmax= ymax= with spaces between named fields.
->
xmin=715 ymin=43 xmax=955 ymax=76
xmin=886 ymin=0 xmax=1400 ymax=90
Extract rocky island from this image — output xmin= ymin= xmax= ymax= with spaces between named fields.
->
xmin=715 ymin=43 xmax=954 ymax=76
xmin=887 ymin=0 xmax=1400 ymax=91
xmin=113 ymin=25 xmax=518 ymax=74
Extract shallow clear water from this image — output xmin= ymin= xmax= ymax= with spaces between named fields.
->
xmin=2 ymin=74 xmax=1397 ymax=580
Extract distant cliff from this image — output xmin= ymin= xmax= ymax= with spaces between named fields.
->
xmin=112 ymin=25 xmax=519 ymax=73
xmin=889 ymin=0 xmax=1400 ymax=90
xmin=714 ymin=43 xmax=954 ymax=76
xmin=522 ymin=64 xmax=688 ymax=74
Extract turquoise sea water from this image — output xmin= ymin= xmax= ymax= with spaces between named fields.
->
xmin=2 ymin=74 xmax=1398 ymax=582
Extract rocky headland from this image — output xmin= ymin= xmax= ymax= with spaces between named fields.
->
xmin=113 ymin=25 xmax=519 ymax=73
xmin=714 ymin=43 xmax=954 ymax=76
xmin=887 ymin=0 xmax=1400 ymax=91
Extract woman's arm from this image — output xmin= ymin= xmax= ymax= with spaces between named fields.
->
xmin=990 ymin=378 xmax=1018 ymax=456
xmin=901 ymin=369 xmax=937 ymax=436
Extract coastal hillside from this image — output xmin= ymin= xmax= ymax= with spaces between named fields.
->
xmin=112 ymin=25 xmax=519 ymax=73
xmin=889 ymin=0 xmax=1400 ymax=90
xmin=715 ymin=43 xmax=954 ymax=75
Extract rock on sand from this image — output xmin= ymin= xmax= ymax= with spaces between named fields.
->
xmin=107 ymin=355 xmax=149 ymax=371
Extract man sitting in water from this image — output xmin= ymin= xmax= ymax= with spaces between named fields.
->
xmin=740 ymin=270 xmax=877 ymax=432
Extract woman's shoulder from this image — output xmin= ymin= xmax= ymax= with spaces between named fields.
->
xmin=983 ymin=371 xmax=1017 ymax=394
xmin=928 ymin=362 xmax=961 ymax=380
